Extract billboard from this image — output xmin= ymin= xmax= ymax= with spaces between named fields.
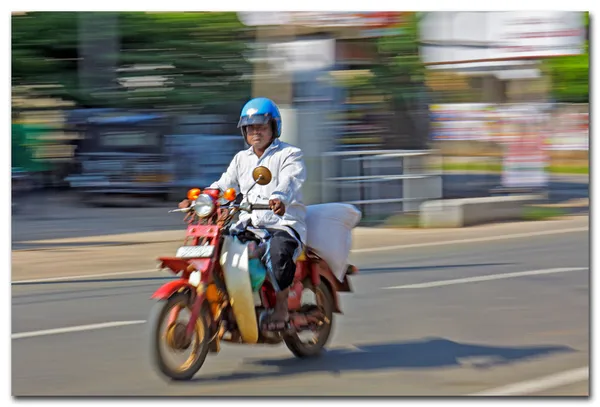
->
xmin=267 ymin=39 xmax=336 ymax=73
xmin=430 ymin=102 xmax=589 ymax=151
xmin=237 ymin=11 xmax=409 ymax=36
xmin=419 ymin=11 xmax=586 ymax=65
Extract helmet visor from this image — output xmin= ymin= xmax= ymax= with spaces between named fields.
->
xmin=238 ymin=114 xmax=271 ymax=128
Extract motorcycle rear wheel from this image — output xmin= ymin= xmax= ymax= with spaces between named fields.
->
xmin=284 ymin=280 xmax=334 ymax=358
xmin=148 ymin=292 xmax=210 ymax=380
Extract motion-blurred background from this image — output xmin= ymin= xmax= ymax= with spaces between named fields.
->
xmin=11 ymin=11 xmax=589 ymax=225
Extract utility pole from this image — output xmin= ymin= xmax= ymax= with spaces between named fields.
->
xmin=78 ymin=12 xmax=119 ymax=105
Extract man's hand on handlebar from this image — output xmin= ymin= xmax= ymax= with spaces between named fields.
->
xmin=269 ymin=198 xmax=285 ymax=216
xmin=178 ymin=199 xmax=191 ymax=209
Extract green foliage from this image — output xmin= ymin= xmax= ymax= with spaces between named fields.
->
xmin=12 ymin=12 xmax=253 ymax=110
xmin=330 ymin=12 xmax=426 ymax=109
xmin=543 ymin=12 xmax=589 ymax=103
xmin=370 ymin=13 xmax=425 ymax=103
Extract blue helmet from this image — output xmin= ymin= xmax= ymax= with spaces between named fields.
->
xmin=237 ymin=97 xmax=282 ymax=138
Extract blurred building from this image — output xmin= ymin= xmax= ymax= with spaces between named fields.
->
xmin=238 ymin=12 xmax=436 ymax=208
xmin=239 ymin=12 xmax=426 ymax=151
xmin=419 ymin=11 xmax=585 ymax=103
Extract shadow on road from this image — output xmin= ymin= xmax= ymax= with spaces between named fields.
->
xmin=183 ymin=337 xmax=574 ymax=384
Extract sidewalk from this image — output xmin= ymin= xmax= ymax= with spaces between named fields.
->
xmin=351 ymin=215 xmax=588 ymax=251
xmin=15 ymin=214 xmax=589 ymax=252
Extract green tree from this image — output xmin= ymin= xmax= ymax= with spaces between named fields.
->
xmin=370 ymin=12 xmax=426 ymax=106
xmin=12 ymin=12 xmax=253 ymax=111
xmin=340 ymin=12 xmax=429 ymax=148
xmin=543 ymin=12 xmax=589 ymax=103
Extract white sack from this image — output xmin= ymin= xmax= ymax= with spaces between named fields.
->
xmin=305 ymin=203 xmax=362 ymax=282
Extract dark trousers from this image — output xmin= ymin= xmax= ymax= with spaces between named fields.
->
xmin=262 ymin=229 xmax=300 ymax=291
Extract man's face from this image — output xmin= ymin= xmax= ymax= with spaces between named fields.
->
xmin=245 ymin=123 xmax=274 ymax=151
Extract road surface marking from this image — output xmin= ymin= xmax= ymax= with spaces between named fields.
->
xmin=11 ymin=227 xmax=587 ymax=284
xmin=12 ymin=269 xmax=161 ymax=284
xmin=470 ymin=367 xmax=589 ymax=396
xmin=352 ymin=227 xmax=588 ymax=254
xmin=12 ymin=320 xmax=146 ymax=340
xmin=383 ymin=267 xmax=588 ymax=290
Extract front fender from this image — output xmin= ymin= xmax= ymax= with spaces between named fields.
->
xmin=151 ymin=279 xmax=195 ymax=300
xmin=220 ymin=235 xmax=259 ymax=344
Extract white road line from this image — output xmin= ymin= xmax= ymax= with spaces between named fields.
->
xmin=470 ymin=367 xmax=589 ymax=396
xmin=11 ymin=320 xmax=147 ymax=340
xmin=12 ymin=269 xmax=160 ymax=284
xmin=11 ymin=226 xmax=587 ymax=284
xmin=352 ymin=227 xmax=588 ymax=254
xmin=383 ymin=267 xmax=588 ymax=290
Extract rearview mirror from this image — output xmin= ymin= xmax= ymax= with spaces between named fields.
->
xmin=252 ymin=166 xmax=272 ymax=186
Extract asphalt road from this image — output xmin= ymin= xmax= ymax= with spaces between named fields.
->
xmin=11 ymin=226 xmax=589 ymax=396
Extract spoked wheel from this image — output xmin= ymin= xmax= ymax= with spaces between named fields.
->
xmin=284 ymin=280 xmax=334 ymax=358
xmin=148 ymin=293 xmax=210 ymax=380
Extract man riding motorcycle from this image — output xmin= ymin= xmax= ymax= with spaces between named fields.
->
xmin=179 ymin=97 xmax=307 ymax=332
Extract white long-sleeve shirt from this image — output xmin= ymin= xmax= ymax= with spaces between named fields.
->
xmin=209 ymin=139 xmax=307 ymax=244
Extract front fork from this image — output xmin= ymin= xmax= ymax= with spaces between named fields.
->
xmin=166 ymin=284 xmax=207 ymax=341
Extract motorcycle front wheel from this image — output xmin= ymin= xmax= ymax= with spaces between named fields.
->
xmin=148 ymin=292 xmax=211 ymax=380
xmin=284 ymin=279 xmax=334 ymax=358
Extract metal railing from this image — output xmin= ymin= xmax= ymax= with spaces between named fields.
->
xmin=320 ymin=149 xmax=443 ymax=220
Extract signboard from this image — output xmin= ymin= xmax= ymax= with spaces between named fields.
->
xmin=501 ymin=122 xmax=548 ymax=188
xmin=499 ymin=12 xmax=585 ymax=59
xmin=430 ymin=103 xmax=589 ymax=151
xmin=267 ymin=39 xmax=336 ymax=73
xmin=420 ymin=11 xmax=585 ymax=65
xmin=545 ymin=110 xmax=589 ymax=151
xmin=237 ymin=11 xmax=409 ymax=36
xmin=245 ymin=39 xmax=335 ymax=73
xmin=430 ymin=103 xmax=494 ymax=141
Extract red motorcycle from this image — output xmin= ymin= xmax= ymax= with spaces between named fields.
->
xmin=148 ymin=166 xmax=357 ymax=380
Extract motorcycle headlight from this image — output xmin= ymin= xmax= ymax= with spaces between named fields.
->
xmin=193 ymin=194 xmax=216 ymax=218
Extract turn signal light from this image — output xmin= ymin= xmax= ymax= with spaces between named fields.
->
xmin=187 ymin=188 xmax=201 ymax=200
xmin=223 ymin=188 xmax=237 ymax=202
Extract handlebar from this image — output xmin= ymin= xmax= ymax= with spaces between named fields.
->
xmin=168 ymin=208 xmax=190 ymax=213
xmin=168 ymin=202 xmax=196 ymax=213
xmin=250 ymin=203 xmax=271 ymax=211
xmin=168 ymin=201 xmax=272 ymax=214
